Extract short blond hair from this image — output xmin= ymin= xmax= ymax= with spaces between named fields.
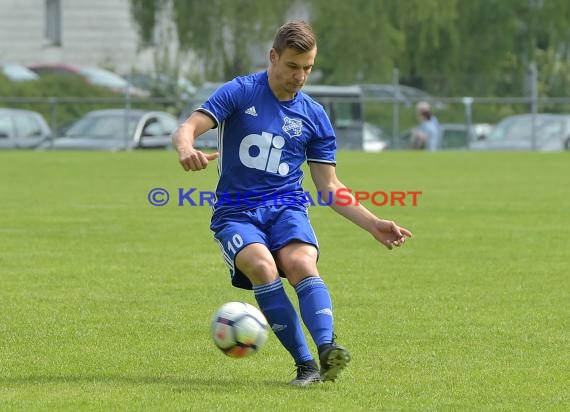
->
xmin=272 ymin=21 xmax=316 ymax=54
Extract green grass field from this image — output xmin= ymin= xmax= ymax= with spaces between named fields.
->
xmin=1 ymin=150 xmax=569 ymax=411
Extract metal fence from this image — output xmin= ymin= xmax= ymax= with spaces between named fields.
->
xmin=363 ymin=95 xmax=570 ymax=150
xmin=3 ymin=92 xmax=570 ymax=151
xmin=0 ymin=96 xmax=183 ymax=133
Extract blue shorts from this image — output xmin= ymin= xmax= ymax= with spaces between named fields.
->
xmin=210 ymin=205 xmax=319 ymax=290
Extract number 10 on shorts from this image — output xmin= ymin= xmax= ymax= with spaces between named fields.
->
xmin=226 ymin=234 xmax=244 ymax=255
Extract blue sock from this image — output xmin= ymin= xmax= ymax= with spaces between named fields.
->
xmin=253 ymin=279 xmax=313 ymax=364
xmin=295 ymin=276 xmax=334 ymax=348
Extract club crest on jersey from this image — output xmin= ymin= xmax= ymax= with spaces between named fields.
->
xmin=282 ymin=117 xmax=303 ymax=138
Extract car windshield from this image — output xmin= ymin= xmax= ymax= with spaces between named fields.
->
xmin=398 ymin=85 xmax=431 ymax=99
xmin=64 ymin=113 xmax=139 ymax=139
xmin=363 ymin=123 xmax=385 ymax=142
xmin=361 ymin=85 xmax=405 ymax=101
xmin=334 ymin=102 xmax=362 ymax=128
xmin=80 ymin=67 xmax=129 ymax=89
xmin=488 ymin=116 xmax=563 ymax=141
xmin=194 ymin=83 xmax=224 ymax=101
xmin=2 ymin=63 xmax=39 ymax=81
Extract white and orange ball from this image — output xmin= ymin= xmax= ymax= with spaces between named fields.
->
xmin=210 ymin=302 xmax=269 ymax=358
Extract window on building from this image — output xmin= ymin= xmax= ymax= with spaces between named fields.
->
xmin=45 ymin=0 xmax=61 ymax=46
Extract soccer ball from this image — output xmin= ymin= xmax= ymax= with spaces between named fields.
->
xmin=210 ymin=302 xmax=269 ymax=358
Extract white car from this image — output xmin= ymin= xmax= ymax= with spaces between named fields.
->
xmin=470 ymin=114 xmax=570 ymax=151
xmin=0 ymin=108 xmax=52 ymax=148
xmin=39 ymin=109 xmax=179 ymax=151
xmin=363 ymin=123 xmax=388 ymax=152
xmin=1 ymin=62 xmax=39 ymax=82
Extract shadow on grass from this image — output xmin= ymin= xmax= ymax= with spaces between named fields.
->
xmin=0 ymin=374 xmax=328 ymax=391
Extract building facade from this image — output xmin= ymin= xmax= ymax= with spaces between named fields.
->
xmin=0 ymin=0 xmax=154 ymax=73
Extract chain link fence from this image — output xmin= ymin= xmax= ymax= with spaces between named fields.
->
xmin=0 ymin=95 xmax=183 ymax=134
xmin=3 ymin=69 xmax=570 ymax=151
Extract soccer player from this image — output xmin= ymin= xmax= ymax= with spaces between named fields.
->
xmin=173 ymin=21 xmax=412 ymax=387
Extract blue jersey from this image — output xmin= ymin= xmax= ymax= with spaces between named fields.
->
xmin=197 ymin=71 xmax=336 ymax=221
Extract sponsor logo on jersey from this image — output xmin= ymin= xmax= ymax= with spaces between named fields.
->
xmin=239 ymin=132 xmax=289 ymax=176
xmin=282 ymin=117 xmax=303 ymax=138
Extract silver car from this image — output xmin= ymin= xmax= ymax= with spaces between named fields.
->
xmin=470 ymin=114 xmax=570 ymax=151
xmin=41 ymin=109 xmax=179 ymax=150
xmin=1 ymin=63 xmax=40 ymax=82
xmin=0 ymin=108 xmax=52 ymax=149
xmin=359 ymin=84 xmax=446 ymax=110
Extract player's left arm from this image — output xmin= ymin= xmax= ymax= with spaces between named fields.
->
xmin=308 ymin=162 xmax=412 ymax=250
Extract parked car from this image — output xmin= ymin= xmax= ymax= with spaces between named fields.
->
xmin=0 ymin=108 xmax=52 ymax=148
xmin=359 ymin=83 xmax=445 ymax=110
xmin=193 ymin=82 xmax=225 ymax=101
xmin=363 ymin=122 xmax=388 ymax=152
xmin=1 ymin=62 xmax=39 ymax=82
xmin=192 ymin=127 xmax=219 ymax=150
xmin=437 ymin=123 xmax=493 ymax=149
xmin=38 ymin=109 xmax=178 ymax=151
xmin=469 ymin=114 xmax=570 ymax=151
xmin=396 ymin=122 xmax=493 ymax=150
xmin=28 ymin=64 xmax=148 ymax=96
xmin=182 ymin=83 xmax=380 ymax=151
xmin=124 ymin=73 xmax=196 ymax=100
xmin=179 ymin=82 xmax=224 ymax=120
xmin=189 ymin=119 xmax=388 ymax=153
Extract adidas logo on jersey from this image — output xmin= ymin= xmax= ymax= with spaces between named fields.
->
xmin=245 ymin=106 xmax=258 ymax=116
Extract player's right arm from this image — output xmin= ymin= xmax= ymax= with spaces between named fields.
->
xmin=172 ymin=111 xmax=219 ymax=172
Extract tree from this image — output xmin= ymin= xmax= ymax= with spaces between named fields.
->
xmin=130 ymin=0 xmax=290 ymax=81
xmin=307 ymin=0 xmax=461 ymax=89
xmin=307 ymin=0 xmax=403 ymax=84
xmin=131 ymin=0 xmax=570 ymax=97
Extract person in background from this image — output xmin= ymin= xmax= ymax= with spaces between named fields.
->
xmin=411 ymin=101 xmax=440 ymax=151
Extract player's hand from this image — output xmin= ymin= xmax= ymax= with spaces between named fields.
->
xmin=370 ymin=219 xmax=413 ymax=250
xmin=178 ymin=145 xmax=219 ymax=172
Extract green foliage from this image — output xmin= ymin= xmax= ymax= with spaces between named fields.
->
xmin=130 ymin=0 xmax=161 ymax=46
xmin=0 ymin=76 xmax=177 ymax=132
xmin=130 ymin=0 xmax=570 ymax=98
xmin=0 ymin=75 xmax=121 ymax=130
xmin=309 ymin=0 xmax=404 ymax=84
xmin=386 ymin=0 xmax=460 ymax=87
xmin=130 ymin=0 xmax=290 ymax=80
xmin=0 ymin=75 xmax=111 ymax=99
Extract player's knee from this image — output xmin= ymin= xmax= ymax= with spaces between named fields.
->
xmin=281 ymin=250 xmax=318 ymax=280
xmin=241 ymin=258 xmax=278 ymax=284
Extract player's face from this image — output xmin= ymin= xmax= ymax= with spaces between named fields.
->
xmin=269 ymin=47 xmax=316 ymax=100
